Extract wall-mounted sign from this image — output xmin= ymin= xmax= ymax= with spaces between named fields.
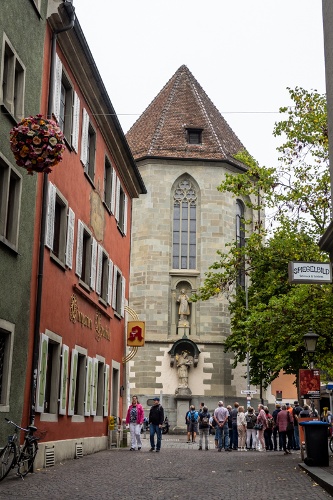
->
xmin=288 ymin=262 xmax=332 ymax=284
xmin=127 ymin=321 xmax=145 ymax=347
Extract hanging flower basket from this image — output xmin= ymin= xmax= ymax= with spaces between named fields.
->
xmin=9 ymin=115 xmax=65 ymax=174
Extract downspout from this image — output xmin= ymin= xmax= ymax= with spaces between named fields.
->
xmin=30 ymin=1 xmax=75 ymax=425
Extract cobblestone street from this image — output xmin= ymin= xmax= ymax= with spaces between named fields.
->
xmin=0 ymin=435 xmax=331 ymax=499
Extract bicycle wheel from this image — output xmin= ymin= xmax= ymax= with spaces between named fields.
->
xmin=17 ymin=440 xmax=38 ymax=477
xmin=0 ymin=444 xmax=16 ymax=481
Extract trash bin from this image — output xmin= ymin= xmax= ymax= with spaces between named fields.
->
xmin=299 ymin=421 xmax=329 ymax=466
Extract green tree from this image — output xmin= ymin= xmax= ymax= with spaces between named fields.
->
xmin=194 ymin=87 xmax=332 ymax=387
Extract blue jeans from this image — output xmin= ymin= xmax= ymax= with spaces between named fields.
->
xmin=294 ymin=425 xmax=300 ymax=449
xmin=150 ymin=424 xmax=162 ymax=450
xmin=217 ymin=423 xmax=229 ymax=450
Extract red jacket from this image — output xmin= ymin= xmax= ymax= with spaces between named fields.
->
xmin=126 ymin=403 xmax=144 ymax=424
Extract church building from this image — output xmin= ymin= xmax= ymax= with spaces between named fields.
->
xmin=126 ymin=65 xmax=262 ymax=427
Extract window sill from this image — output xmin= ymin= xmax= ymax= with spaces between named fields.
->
xmin=0 ymin=405 xmax=10 ymax=413
xmin=40 ymin=413 xmax=58 ymax=422
xmin=73 ymin=283 xmax=112 ymax=319
xmin=0 ymin=235 xmax=18 ymax=254
xmin=1 ymin=103 xmax=21 ymax=126
xmin=50 ymin=252 xmax=66 ymax=271
xmin=117 ymin=224 xmax=125 ymax=237
xmin=169 ymin=269 xmax=200 ymax=277
xmin=113 ymin=311 xmax=122 ymax=320
xmin=103 ymin=201 xmax=112 ymax=215
xmin=84 ymin=170 xmax=95 ymax=189
xmin=71 ymin=415 xmax=85 ymax=423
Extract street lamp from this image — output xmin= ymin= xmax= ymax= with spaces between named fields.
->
xmin=303 ymin=329 xmax=319 ymax=357
xmin=303 ymin=328 xmax=319 ymax=416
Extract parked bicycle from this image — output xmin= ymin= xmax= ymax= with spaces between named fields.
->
xmin=0 ymin=418 xmax=40 ymax=481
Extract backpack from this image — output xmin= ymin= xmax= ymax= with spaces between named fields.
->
xmin=190 ymin=410 xmax=198 ymax=423
xmin=201 ymin=413 xmax=209 ymax=426
xmin=246 ymin=413 xmax=256 ymax=429
xmin=267 ymin=416 xmax=274 ymax=429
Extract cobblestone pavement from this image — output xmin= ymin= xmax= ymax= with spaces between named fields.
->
xmin=0 ymin=435 xmax=331 ymax=499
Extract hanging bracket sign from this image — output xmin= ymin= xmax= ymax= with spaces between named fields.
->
xmin=288 ymin=262 xmax=332 ymax=284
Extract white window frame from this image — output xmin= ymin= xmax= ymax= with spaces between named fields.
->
xmin=53 ymin=53 xmax=80 ymax=151
xmin=69 ymin=345 xmax=87 ymax=421
xmin=80 ymin=107 xmax=96 ymax=181
xmin=0 ymin=33 xmax=25 ymax=120
xmin=0 ymin=153 xmax=22 ymax=251
xmin=0 ymin=319 xmax=15 ymax=412
xmin=75 ymin=220 xmax=97 ymax=290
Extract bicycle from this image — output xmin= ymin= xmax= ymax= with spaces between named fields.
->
xmin=329 ymin=434 xmax=333 ymax=454
xmin=0 ymin=418 xmax=39 ymax=480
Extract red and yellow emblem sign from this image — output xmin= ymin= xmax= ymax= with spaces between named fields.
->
xmin=127 ymin=321 xmax=145 ymax=347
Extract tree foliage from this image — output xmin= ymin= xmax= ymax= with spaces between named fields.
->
xmin=193 ymin=87 xmax=333 ymax=388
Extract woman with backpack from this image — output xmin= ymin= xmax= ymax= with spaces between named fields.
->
xmin=198 ymin=406 xmax=210 ymax=450
xmin=245 ymin=406 xmax=257 ymax=450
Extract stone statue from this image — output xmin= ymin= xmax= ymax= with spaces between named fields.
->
xmin=177 ymin=289 xmax=190 ymax=325
xmin=176 ymin=351 xmax=193 ymax=389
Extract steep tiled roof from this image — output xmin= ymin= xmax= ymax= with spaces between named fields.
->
xmin=126 ymin=65 xmax=247 ymax=164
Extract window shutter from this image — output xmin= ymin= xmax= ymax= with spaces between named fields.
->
xmin=72 ymin=91 xmax=80 ymax=152
xmin=107 ymin=258 xmax=113 ymax=305
xmin=75 ymin=220 xmax=84 ymax=277
xmin=80 ymin=108 xmax=89 ymax=168
xmin=65 ymin=207 xmax=75 ymax=269
xmin=53 ymin=54 xmax=62 ymax=122
xmin=103 ymin=364 xmax=110 ymax=417
xmin=121 ymin=275 xmax=126 ymax=317
xmin=95 ymin=244 xmax=103 ymax=295
xmin=59 ymin=344 xmax=69 ymax=415
xmin=111 ymin=169 xmax=116 ymax=215
xmin=68 ymin=349 xmax=78 ymax=416
xmin=123 ymin=194 xmax=128 ymax=235
xmin=36 ymin=333 xmax=49 ymax=413
xmin=112 ymin=265 xmax=118 ymax=310
xmin=84 ymin=356 xmax=92 ymax=416
xmin=91 ymin=358 xmax=99 ymax=416
xmin=115 ymin=176 xmax=120 ymax=221
xmin=90 ymin=238 xmax=97 ymax=290
xmin=45 ymin=181 xmax=56 ymax=250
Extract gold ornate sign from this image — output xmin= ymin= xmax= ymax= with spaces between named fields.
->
xmin=69 ymin=294 xmax=110 ymax=341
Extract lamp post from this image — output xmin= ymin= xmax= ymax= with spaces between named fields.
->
xmin=303 ymin=329 xmax=319 ymax=415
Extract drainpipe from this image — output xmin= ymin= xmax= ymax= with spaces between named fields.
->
xmin=30 ymin=1 xmax=75 ymax=425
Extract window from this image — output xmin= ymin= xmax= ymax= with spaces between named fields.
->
xmin=173 ymin=179 xmax=197 ymax=269
xmin=0 ymin=319 xmax=14 ymax=411
xmin=104 ymin=157 xmax=116 ymax=214
xmin=115 ymin=176 xmax=128 ymax=235
xmin=112 ymin=266 xmax=125 ymax=317
xmin=236 ymin=200 xmax=245 ymax=288
xmin=0 ymin=35 xmax=25 ymax=120
xmin=36 ymin=331 xmax=68 ymax=417
xmin=96 ymin=245 xmax=113 ymax=304
xmin=81 ymin=108 xmax=96 ymax=182
xmin=68 ymin=346 xmax=88 ymax=418
xmin=0 ymin=154 xmax=22 ymax=250
xmin=45 ymin=181 xmax=75 ymax=268
xmin=75 ymin=220 xmax=97 ymax=290
xmin=186 ymin=128 xmax=202 ymax=145
xmin=54 ymin=54 xmax=80 ymax=151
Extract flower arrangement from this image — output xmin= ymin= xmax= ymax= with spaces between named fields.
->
xmin=9 ymin=114 xmax=65 ymax=174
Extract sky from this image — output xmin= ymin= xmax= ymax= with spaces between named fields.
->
xmin=74 ymin=0 xmax=326 ymax=169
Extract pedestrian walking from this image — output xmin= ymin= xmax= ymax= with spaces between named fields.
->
xmin=214 ymin=401 xmax=231 ymax=451
xmin=149 ymin=397 xmax=164 ymax=452
xmin=276 ymin=404 xmax=292 ymax=455
xmin=293 ymin=400 xmax=302 ymax=450
xmin=125 ymin=395 xmax=144 ymax=451
xmin=237 ymin=405 xmax=247 ymax=451
xmin=198 ymin=405 xmax=210 ymax=450
xmin=186 ymin=405 xmax=198 ymax=443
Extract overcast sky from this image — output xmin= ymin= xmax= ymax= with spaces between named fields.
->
xmin=75 ymin=0 xmax=326 ymax=168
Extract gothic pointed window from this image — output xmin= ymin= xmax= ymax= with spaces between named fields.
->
xmin=236 ymin=200 xmax=245 ymax=288
xmin=173 ymin=179 xmax=197 ymax=269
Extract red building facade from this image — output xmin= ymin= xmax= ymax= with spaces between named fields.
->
xmin=23 ymin=2 xmax=145 ymax=465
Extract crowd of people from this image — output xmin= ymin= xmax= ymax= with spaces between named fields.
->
xmin=125 ymin=395 xmax=320 ymax=453
xmin=187 ymin=400 xmax=319 ymax=454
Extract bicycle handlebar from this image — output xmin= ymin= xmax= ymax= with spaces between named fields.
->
xmin=4 ymin=418 xmax=31 ymax=434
